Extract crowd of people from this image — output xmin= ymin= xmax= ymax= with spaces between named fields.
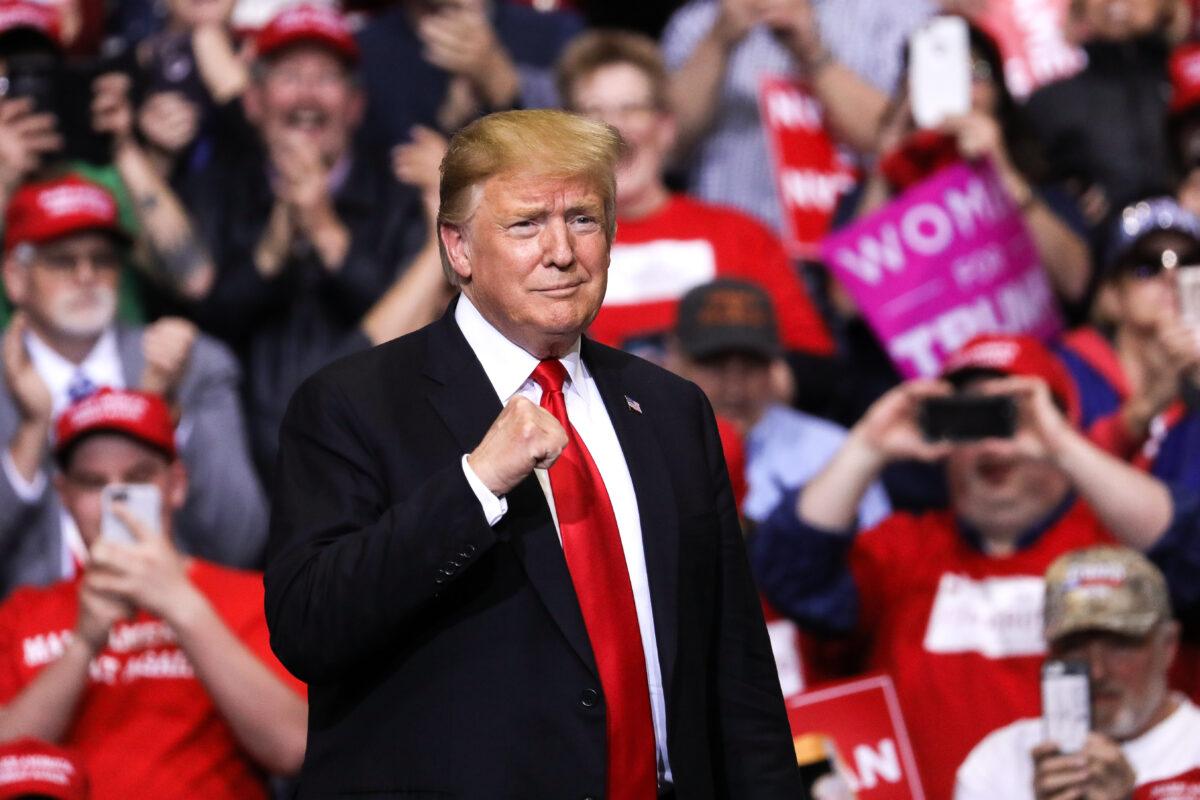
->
xmin=0 ymin=0 xmax=1197 ymax=796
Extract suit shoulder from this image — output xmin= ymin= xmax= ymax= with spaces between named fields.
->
xmin=294 ymin=324 xmax=432 ymax=404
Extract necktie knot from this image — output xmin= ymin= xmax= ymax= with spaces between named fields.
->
xmin=530 ymin=359 xmax=568 ymax=396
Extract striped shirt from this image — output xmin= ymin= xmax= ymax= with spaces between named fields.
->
xmin=661 ymin=0 xmax=935 ymax=232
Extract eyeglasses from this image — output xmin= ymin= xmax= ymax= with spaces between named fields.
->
xmin=35 ymin=248 xmax=121 ymax=276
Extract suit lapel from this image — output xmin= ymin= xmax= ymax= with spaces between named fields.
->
xmin=583 ymin=340 xmax=679 ymax=703
xmin=422 ymin=308 xmax=598 ymax=678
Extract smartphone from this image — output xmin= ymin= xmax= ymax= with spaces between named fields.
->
xmin=2 ymin=50 xmax=59 ymax=116
xmin=100 ymin=484 xmax=162 ymax=545
xmin=918 ymin=394 xmax=1017 ymax=442
xmin=909 ymin=16 xmax=971 ymax=129
xmin=1042 ymin=659 xmax=1091 ymax=754
xmin=1177 ymin=266 xmax=1200 ymax=325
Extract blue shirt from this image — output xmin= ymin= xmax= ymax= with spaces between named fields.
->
xmin=743 ymin=404 xmax=891 ymax=528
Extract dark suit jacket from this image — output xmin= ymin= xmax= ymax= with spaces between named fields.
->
xmin=265 ymin=308 xmax=799 ymax=799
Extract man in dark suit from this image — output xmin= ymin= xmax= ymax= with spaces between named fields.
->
xmin=265 ymin=109 xmax=799 ymax=799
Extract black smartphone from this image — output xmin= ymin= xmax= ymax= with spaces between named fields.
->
xmin=918 ymin=394 xmax=1017 ymax=442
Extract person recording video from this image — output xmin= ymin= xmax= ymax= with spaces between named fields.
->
xmin=0 ymin=388 xmax=306 ymax=798
xmin=956 ymin=546 xmax=1200 ymax=800
xmin=750 ymin=333 xmax=1198 ymax=799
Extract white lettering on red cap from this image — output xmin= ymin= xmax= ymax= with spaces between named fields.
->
xmin=0 ymin=5 xmax=54 ymax=36
xmin=36 ymin=185 xmax=114 ymax=222
xmin=275 ymin=5 xmax=347 ymax=38
xmin=948 ymin=340 xmax=1020 ymax=373
xmin=0 ymin=754 xmax=75 ymax=786
xmin=66 ymin=393 xmax=149 ymax=430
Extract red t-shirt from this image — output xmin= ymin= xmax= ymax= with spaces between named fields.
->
xmin=851 ymin=502 xmax=1114 ymax=800
xmin=589 ymin=195 xmax=834 ymax=360
xmin=0 ymin=561 xmax=305 ymax=800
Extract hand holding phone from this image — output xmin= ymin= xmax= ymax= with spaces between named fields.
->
xmin=100 ymin=484 xmax=162 ymax=545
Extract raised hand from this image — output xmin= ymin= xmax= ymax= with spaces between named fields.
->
xmin=3 ymin=313 xmax=52 ymax=425
xmin=0 ymin=97 xmax=62 ymax=190
xmin=140 ymin=317 xmax=198 ymax=401
xmin=466 ymin=396 xmax=569 ymax=496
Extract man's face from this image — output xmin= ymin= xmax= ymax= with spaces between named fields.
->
xmin=441 ymin=172 xmax=610 ymax=357
xmin=944 ymin=378 xmax=1072 ymax=543
xmin=1050 ymin=622 xmax=1178 ymax=740
xmin=1108 ymin=230 xmax=1199 ymax=332
xmin=247 ymin=47 xmax=362 ymax=165
xmin=677 ymin=351 xmax=772 ymax=433
xmin=1079 ymin=0 xmax=1168 ymax=41
xmin=54 ymin=433 xmax=186 ymax=548
xmin=4 ymin=231 xmax=120 ymax=341
xmin=569 ymin=62 xmax=672 ymax=218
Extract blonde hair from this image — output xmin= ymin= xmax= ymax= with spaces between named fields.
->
xmin=556 ymin=29 xmax=669 ymax=112
xmin=437 ymin=109 xmax=623 ymax=285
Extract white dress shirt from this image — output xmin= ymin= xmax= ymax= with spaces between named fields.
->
xmin=455 ymin=295 xmax=673 ymax=781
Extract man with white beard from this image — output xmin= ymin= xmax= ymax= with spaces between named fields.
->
xmin=955 ymin=546 xmax=1200 ymax=800
xmin=0 ymin=174 xmax=267 ymax=597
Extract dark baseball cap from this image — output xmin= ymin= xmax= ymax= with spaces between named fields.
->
xmin=675 ymin=279 xmax=780 ymax=361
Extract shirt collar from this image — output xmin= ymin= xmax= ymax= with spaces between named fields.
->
xmin=24 ymin=326 xmax=123 ymax=418
xmin=956 ymin=490 xmax=1078 ymax=554
xmin=454 ymin=294 xmax=584 ymax=402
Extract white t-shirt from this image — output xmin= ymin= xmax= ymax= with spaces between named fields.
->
xmin=955 ymin=695 xmax=1200 ymax=800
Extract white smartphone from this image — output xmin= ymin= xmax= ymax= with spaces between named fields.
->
xmin=1042 ymin=659 xmax=1091 ymax=754
xmin=100 ymin=484 xmax=162 ymax=544
xmin=909 ymin=16 xmax=972 ymax=129
xmin=1177 ymin=266 xmax=1200 ymax=325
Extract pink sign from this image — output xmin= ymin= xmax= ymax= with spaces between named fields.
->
xmin=821 ymin=160 xmax=1063 ymax=378
xmin=759 ymin=75 xmax=857 ymax=259
xmin=976 ymin=0 xmax=1084 ymax=99
xmin=786 ymin=675 xmax=925 ymax=800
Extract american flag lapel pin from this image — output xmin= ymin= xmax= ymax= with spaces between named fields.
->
xmin=625 ymin=395 xmax=642 ymax=415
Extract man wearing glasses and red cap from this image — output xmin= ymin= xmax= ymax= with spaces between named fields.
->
xmin=751 ymin=333 xmax=1200 ymax=799
xmin=0 ymin=388 xmax=307 ymax=799
xmin=0 ymin=174 xmax=266 ymax=597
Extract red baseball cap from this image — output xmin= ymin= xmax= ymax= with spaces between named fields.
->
xmin=0 ymin=738 xmax=87 ymax=800
xmin=1170 ymin=42 xmax=1200 ymax=116
xmin=4 ymin=175 xmax=126 ymax=253
xmin=54 ymin=388 xmax=177 ymax=464
xmin=256 ymin=4 xmax=358 ymax=65
xmin=0 ymin=0 xmax=60 ymax=44
xmin=941 ymin=333 xmax=1080 ymax=426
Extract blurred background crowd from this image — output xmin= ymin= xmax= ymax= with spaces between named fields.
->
xmin=0 ymin=0 xmax=1199 ymax=797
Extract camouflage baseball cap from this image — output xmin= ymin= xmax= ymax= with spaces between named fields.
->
xmin=1044 ymin=546 xmax=1171 ymax=643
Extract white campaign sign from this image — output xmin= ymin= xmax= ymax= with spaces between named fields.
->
xmin=923 ymin=573 xmax=1047 ymax=658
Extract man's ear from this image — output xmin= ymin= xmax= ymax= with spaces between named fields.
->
xmin=167 ymin=459 xmax=188 ymax=514
xmin=3 ymin=254 xmax=28 ymax=307
xmin=439 ymin=222 xmax=473 ymax=283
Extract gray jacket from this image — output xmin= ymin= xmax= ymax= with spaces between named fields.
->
xmin=0 ymin=324 xmax=268 ymax=598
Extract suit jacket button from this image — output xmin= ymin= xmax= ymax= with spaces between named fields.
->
xmin=579 ymin=688 xmax=599 ymax=708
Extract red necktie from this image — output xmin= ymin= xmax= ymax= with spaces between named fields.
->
xmin=530 ymin=359 xmax=658 ymax=799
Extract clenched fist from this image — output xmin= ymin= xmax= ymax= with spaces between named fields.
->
xmin=467 ymin=396 xmax=568 ymax=496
